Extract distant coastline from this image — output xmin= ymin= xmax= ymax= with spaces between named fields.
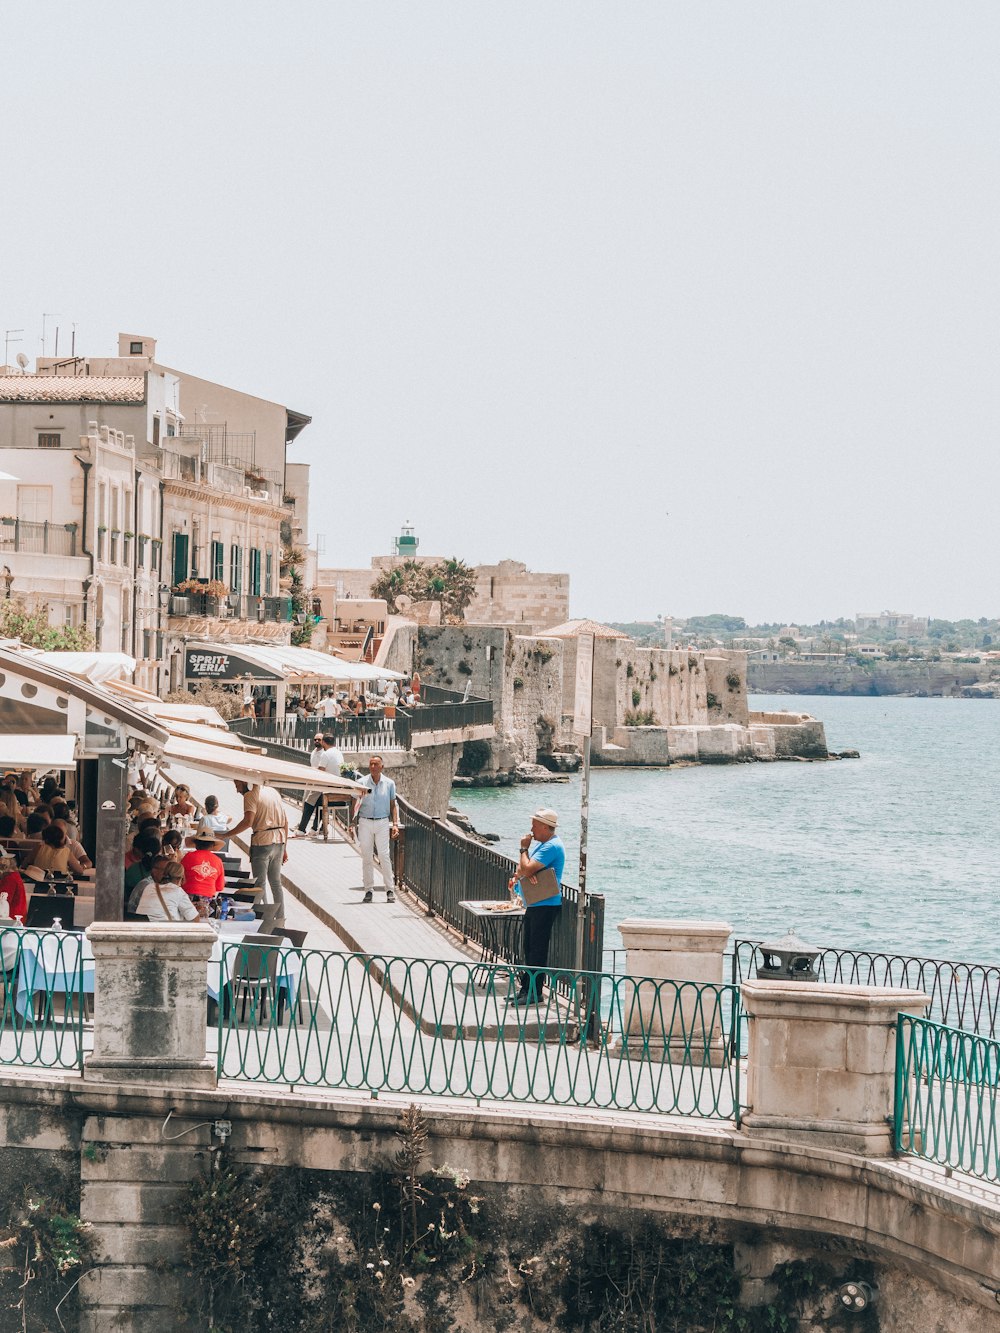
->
xmin=747 ymin=658 xmax=1000 ymax=698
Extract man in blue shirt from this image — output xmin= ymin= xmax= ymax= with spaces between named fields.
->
xmin=511 ymin=807 xmax=565 ymax=1005
xmin=351 ymin=755 xmax=398 ymax=904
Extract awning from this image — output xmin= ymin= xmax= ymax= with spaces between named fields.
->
xmin=160 ymin=719 xmax=262 ymax=751
xmin=161 ymin=735 xmax=363 ymax=793
xmin=0 ymin=734 xmax=76 ymax=769
xmin=103 ymin=681 xmax=230 ymax=729
xmin=184 ymin=641 xmax=404 ymax=684
xmin=32 ymin=651 xmax=136 ymax=684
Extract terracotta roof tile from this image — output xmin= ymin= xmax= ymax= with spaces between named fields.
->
xmin=541 ymin=619 xmax=632 ymax=640
xmin=0 ymin=375 xmax=145 ymax=403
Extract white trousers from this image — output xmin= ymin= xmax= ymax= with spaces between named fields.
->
xmin=359 ymin=818 xmax=394 ymax=893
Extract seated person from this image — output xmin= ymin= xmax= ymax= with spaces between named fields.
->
xmin=0 ymin=853 xmax=27 ymax=922
xmin=124 ymin=833 xmax=162 ymax=909
xmin=0 ymin=814 xmax=17 ymax=840
xmin=38 ymin=777 xmax=62 ymax=805
xmin=134 ymin=857 xmax=203 ymax=923
xmin=125 ymin=818 xmax=162 ymax=867
xmin=53 ymin=819 xmax=92 ymax=872
xmin=29 ymin=823 xmax=87 ymax=879
xmin=181 ymin=832 xmax=226 ymax=905
xmin=161 ymin=829 xmax=185 ymax=863
xmin=168 ymin=784 xmax=196 ymax=821
xmin=197 ymin=795 xmax=231 ymax=851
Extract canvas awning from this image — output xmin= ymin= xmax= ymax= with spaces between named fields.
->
xmin=184 ymin=641 xmax=404 ymax=685
xmin=32 ymin=651 xmax=137 ymax=684
xmin=0 ymin=734 xmax=77 ymax=769
xmin=160 ymin=735 xmax=363 ymax=793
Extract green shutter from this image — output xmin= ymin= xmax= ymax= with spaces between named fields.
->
xmin=172 ymin=532 xmax=189 ymax=586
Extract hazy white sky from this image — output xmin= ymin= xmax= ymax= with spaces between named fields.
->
xmin=4 ymin=3 xmax=998 ymax=624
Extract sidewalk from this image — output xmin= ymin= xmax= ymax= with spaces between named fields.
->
xmin=168 ymin=766 xmax=550 ymax=1040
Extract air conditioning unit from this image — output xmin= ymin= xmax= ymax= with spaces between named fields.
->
xmin=169 ymin=596 xmax=190 ymax=616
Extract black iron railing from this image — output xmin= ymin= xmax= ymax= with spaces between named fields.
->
xmin=406 ymin=698 xmax=493 ymax=736
xmin=396 ymin=796 xmax=605 ymax=1020
xmin=231 ymin=713 xmax=405 ymax=753
xmin=732 ymin=939 xmax=1000 ymax=1038
xmin=0 ymin=518 xmax=78 ymax=557
xmin=169 ymin=592 xmax=293 ymax=622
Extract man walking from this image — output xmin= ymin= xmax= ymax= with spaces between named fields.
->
xmin=229 ymin=779 xmax=289 ymax=932
xmin=511 ymin=808 xmax=565 ymax=1005
xmin=351 ymin=755 xmax=398 ymax=904
xmin=294 ymin=733 xmax=346 ymax=837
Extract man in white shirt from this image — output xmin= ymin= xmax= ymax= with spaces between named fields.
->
xmin=351 ymin=755 xmax=398 ymax=903
xmin=316 ymin=692 xmax=341 ymax=719
xmin=293 ymin=733 xmax=347 ymax=838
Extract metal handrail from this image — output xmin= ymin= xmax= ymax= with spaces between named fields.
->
xmin=215 ymin=942 xmax=743 ymax=1120
xmin=0 ymin=926 xmax=85 ymax=1070
xmin=395 ymin=797 xmax=605 ymax=1009
xmin=895 ymin=1013 xmax=1000 ymax=1183
xmin=732 ymin=939 xmax=1000 ymax=1038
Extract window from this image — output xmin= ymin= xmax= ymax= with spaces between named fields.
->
xmin=211 ymin=540 xmax=224 ymax=583
xmin=249 ymin=548 xmax=261 ymax=597
xmin=230 ymin=544 xmax=242 ymax=594
xmin=17 ymin=486 xmax=52 ymax=524
xmin=129 ymin=340 xmax=143 ymax=355
xmin=37 ymin=433 xmax=61 ymax=448
xmin=172 ymin=532 xmax=190 ymax=587
xmin=265 ymin=550 xmax=273 ymax=596
xmin=137 ymin=535 xmax=148 ymax=568
xmin=152 ymin=415 xmax=161 ymax=448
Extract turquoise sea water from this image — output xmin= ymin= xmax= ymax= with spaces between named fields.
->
xmin=451 ymin=695 xmax=1000 ymax=964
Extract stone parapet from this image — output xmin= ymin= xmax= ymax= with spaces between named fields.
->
xmin=84 ymin=923 xmax=217 ymax=1088
xmin=741 ymin=980 xmax=929 ymax=1154
xmin=618 ymin=919 xmax=732 ymax=1066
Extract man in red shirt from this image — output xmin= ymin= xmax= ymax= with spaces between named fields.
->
xmin=181 ymin=832 xmax=226 ymax=906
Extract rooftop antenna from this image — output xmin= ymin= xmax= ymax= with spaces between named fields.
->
xmin=41 ymin=313 xmax=60 ymax=358
xmin=3 ymin=329 xmax=23 ymax=366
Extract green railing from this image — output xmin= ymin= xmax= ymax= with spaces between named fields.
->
xmin=894 ymin=1014 xmax=1000 ymax=1183
xmin=215 ymin=943 xmax=742 ymax=1120
xmin=0 ymin=927 xmax=86 ymax=1070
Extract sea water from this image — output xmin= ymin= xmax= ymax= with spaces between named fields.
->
xmin=450 ymin=695 xmax=1000 ymax=965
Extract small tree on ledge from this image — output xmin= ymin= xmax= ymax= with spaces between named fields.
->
xmin=0 ymin=598 xmax=94 ymax=650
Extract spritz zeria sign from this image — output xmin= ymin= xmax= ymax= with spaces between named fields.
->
xmin=187 ymin=652 xmax=231 ymax=678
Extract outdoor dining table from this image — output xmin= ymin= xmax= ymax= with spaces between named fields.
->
xmin=458 ymin=899 xmax=525 ymax=985
xmin=8 ymin=924 xmax=300 ymax=1019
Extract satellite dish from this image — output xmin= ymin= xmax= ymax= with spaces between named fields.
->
xmin=396 ymin=594 xmax=413 ymax=612
xmin=15 ymin=353 xmax=28 ymax=370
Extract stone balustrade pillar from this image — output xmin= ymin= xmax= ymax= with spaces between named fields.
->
xmin=740 ymin=981 xmax=929 ymax=1154
xmin=85 ymin=923 xmax=218 ymax=1088
xmin=617 ymin=919 xmax=732 ymax=1066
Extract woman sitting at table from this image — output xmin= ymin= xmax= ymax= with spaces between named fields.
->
xmin=161 ymin=829 xmax=185 ymax=863
xmin=29 ymin=823 xmax=87 ymax=879
xmin=134 ymin=857 xmax=203 ymax=922
xmin=53 ymin=819 xmax=92 ymax=873
xmin=0 ymin=853 xmax=27 ymax=922
xmin=168 ymin=785 xmax=196 ymax=821
xmin=181 ymin=831 xmax=226 ymax=907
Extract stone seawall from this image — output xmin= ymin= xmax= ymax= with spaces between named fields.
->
xmin=591 ymin=712 xmax=829 ymax=765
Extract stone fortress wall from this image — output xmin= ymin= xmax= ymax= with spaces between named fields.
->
xmin=413 ymin=624 xmax=827 ymax=780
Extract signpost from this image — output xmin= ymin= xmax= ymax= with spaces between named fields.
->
xmin=573 ymin=633 xmax=595 ymax=974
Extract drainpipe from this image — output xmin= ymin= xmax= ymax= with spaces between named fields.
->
xmin=75 ymin=454 xmax=94 ymax=632
xmin=132 ymin=467 xmax=140 ymax=664
xmin=157 ymin=477 xmax=166 ymax=694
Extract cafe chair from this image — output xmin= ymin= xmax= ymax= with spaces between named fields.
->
xmin=227 ymin=939 xmax=281 ymax=1024
xmin=25 ymin=896 xmax=76 ymax=930
xmin=271 ymin=929 xmax=308 ymax=1023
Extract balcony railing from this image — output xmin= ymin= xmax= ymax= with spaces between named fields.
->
xmin=0 ymin=519 xmax=78 ymax=557
xmin=169 ymin=592 xmax=293 ymax=622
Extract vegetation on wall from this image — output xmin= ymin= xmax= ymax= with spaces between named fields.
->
xmin=281 ymin=544 xmax=315 ymax=646
xmin=164 ymin=683 xmax=244 ymax=720
xmin=176 ymin=1105 xmax=880 ymax=1333
xmin=0 ymin=598 xmax=94 ymax=650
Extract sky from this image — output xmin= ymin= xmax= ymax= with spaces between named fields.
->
xmin=2 ymin=3 xmax=998 ymax=625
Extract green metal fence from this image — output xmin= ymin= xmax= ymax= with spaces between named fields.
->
xmin=0 ymin=927 xmax=86 ymax=1070
xmin=894 ymin=1014 xmax=1000 ymax=1183
xmin=215 ymin=943 xmax=743 ymax=1120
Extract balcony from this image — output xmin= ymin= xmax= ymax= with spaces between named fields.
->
xmin=168 ymin=591 xmax=293 ymax=622
xmin=0 ymin=518 xmax=78 ymax=557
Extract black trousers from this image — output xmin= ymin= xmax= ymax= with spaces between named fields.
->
xmin=298 ymin=799 xmax=322 ymax=833
xmin=519 ymin=905 xmax=561 ymax=997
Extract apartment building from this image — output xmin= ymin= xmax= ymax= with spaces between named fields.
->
xmin=0 ymin=333 xmax=313 ymax=693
